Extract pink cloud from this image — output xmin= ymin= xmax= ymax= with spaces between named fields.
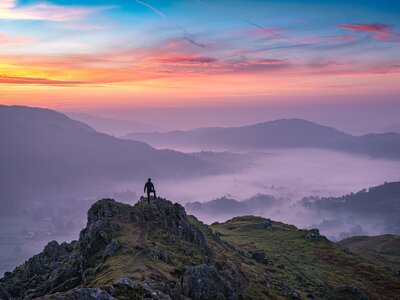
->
xmin=0 ymin=32 xmax=33 ymax=46
xmin=0 ymin=75 xmax=86 ymax=85
xmin=297 ymin=34 xmax=356 ymax=44
xmin=157 ymin=55 xmax=216 ymax=65
xmin=0 ymin=0 xmax=109 ymax=22
xmin=339 ymin=23 xmax=400 ymax=42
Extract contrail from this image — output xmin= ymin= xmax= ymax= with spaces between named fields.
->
xmin=136 ymin=0 xmax=167 ymax=20
xmin=195 ymin=0 xmax=299 ymax=45
xmin=136 ymin=0 xmax=205 ymax=48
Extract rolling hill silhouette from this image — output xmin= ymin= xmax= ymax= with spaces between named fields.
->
xmin=303 ymin=181 xmax=400 ymax=235
xmin=0 ymin=105 xmax=219 ymax=213
xmin=124 ymin=119 xmax=400 ymax=159
xmin=66 ymin=112 xmax=164 ymax=136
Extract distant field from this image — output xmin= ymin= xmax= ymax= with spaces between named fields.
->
xmin=0 ymin=217 xmax=79 ymax=275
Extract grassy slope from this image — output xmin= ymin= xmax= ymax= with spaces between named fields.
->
xmin=83 ymin=201 xmax=400 ymax=299
xmin=338 ymin=235 xmax=400 ymax=275
xmin=211 ymin=216 xmax=400 ymax=299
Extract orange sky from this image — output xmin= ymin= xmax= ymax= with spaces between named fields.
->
xmin=1 ymin=0 xmax=400 ymax=110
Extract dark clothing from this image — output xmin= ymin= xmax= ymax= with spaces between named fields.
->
xmin=144 ymin=181 xmax=156 ymax=203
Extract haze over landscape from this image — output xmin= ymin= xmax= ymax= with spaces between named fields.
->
xmin=1 ymin=1 xmax=400 ymax=299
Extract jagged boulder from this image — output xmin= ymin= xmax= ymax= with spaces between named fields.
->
xmin=102 ymin=239 xmax=120 ymax=262
xmin=132 ymin=198 xmax=210 ymax=253
xmin=0 ymin=240 xmax=80 ymax=300
xmin=111 ymin=277 xmax=173 ymax=299
xmin=87 ymin=199 xmax=132 ymax=225
xmin=249 ymin=251 xmax=269 ymax=264
xmin=42 ymin=287 xmax=116 ymax=300
xmin=180 ymin=264 xmax=238 ymax=300
xmin=304 ymin=228 xmax=327 ymax=240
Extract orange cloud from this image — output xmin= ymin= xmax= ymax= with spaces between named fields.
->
xmin=0 ymin=75 xmax=86 ymax=85
xmin=0 ymin=47 xmax=398 ymax=89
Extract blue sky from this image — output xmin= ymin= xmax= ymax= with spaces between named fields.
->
xmin=0 ymin=0 xmax=399 ymax=113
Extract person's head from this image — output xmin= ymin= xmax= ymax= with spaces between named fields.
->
xmin=148 ymin=178 xmax=151 ymax=182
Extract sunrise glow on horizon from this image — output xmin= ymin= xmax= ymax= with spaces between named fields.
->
xmin=1 ymin=0 xmax=399 ymax=109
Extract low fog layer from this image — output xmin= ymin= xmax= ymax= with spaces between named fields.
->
xmin=1 ymin=105 xmax=399 ymax=275
xmin=155 ymin=149 xmax=400 ymax=204
xmin=125 ymin=149 xmax=400 ymax=243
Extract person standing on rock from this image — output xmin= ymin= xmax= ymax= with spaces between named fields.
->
xmin=144 ymin=178 xmax=156 ymax=203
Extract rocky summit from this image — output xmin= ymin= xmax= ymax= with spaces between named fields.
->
xmin=1 ymin=198 xmax=400 ymax=300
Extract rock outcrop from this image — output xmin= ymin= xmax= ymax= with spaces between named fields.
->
xmin=1 ymin=198 xmax=399 ymax=300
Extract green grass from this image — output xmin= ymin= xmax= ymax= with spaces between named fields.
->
xmin=211 ymin=216 xmax=400 ymax=299
xmin=85 ymin=212 xmax=400 ymax=299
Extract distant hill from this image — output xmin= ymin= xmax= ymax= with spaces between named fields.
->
xmin=124 ymin=118 xmax=400 ymax=159
xmin=302 ymin=181 xmax=400 ymax=234
xmin=0 ymin=105 xmax=219 ymax=213
xmin=302 ymin=181 xmax=400 ymax=215
xmin=66 ymin=112 xmax=164 ymax=136
xmin=185 ymin=194 xmax=278 ymax=222
xmin=1 ymin=198 xmax=399 ymax=299
xmin=381 ymin=123 xmax=400 ymax=133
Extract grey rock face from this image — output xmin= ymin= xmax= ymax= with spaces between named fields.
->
xmin=112 ymin=277 xmax=172 ymax=300
xmin=0 ymin=198 xmax=212 ymax=300
xmin=42 ymin=287 xmax=116 ymax=300
xmin=249 ymin=251 xmax=269 ymax=264
xmin=132 ymin=198 xmax=210 ymax=254
xmin=180 ymin=264 xmax=238 ymax=300
xmin=102 ymin=239 xmax=120 ymax=262
xmin=0 ymin=240 xmax=80 ymax=299
xmin=87 ymin=199 xmax=132 ymax=226
xmin=304 ymin=228 xmax=327 ymax=240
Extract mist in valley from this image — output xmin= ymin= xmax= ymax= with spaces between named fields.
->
xmin=1 ymin=105 xmax=399 ymax=276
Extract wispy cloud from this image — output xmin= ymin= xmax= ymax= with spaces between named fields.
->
xmin=0 ymin=0 xmax=108 ymax=22
xmin=339 ymin=23 xmax=400 ymax=42
xmin=195 ymin=0 xmax=299 ymax=44
xmin=157 ymin=55 xmax=216 ymax=65
xmin=0 ymin=75 xmax=86 ymax=85
xmin=0 ymin=32 xmax=33 ymax=46
xmin=136 ymin=0 xmax=205 ymax=48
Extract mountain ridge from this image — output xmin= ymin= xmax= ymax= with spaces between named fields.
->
xmin=65 ymin=112 xmax=164 ymax=136
xmin=1 ymin=197 xmax=399 ymax=299
xmin=0 ymin=105 xmax=224 ymax=213
xmin=123 ymin=118 xmax=400 ymax=159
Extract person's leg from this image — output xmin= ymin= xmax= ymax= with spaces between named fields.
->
xmin=147 ymin=191 xmax=150 ymax=203
xmin=153 ymin=190 xmax=157 ymax=199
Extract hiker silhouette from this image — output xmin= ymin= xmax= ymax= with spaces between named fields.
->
xmin=144 ymin=178 xmax=156 ymax=203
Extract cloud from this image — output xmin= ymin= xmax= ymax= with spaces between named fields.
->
xmin=0 ymin=33 xmax=398 ymax=89
xmin=157 ymin=55 xmax=216 ymax=65
xmin=339 ymin=23 xmax=391 ymax=33
xmin=0 ymin=0 xmax=108 ymax=22
xmin=0 ymin=75 xmax=86 ymax=85
xmin=297 ymin=34 xmax=356 ymax=44
xmin=195 ymin=0 xmax=298 ymax=44
xmin=0 ymin=32 xmax=33 ymax=46
xmin=226 ymin=58 xmax=288 ymax=73
xmin=136 ymin=0 xmax=205 ymax=48
xmin=339 ymin=23 xmax=400 ymax=42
